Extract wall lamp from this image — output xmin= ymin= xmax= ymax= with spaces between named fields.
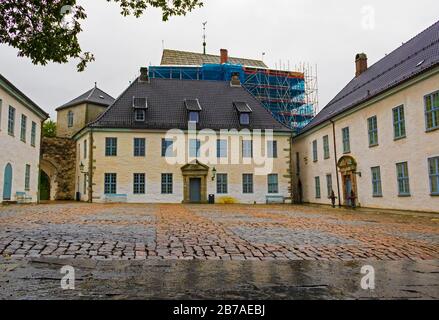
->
xmin=211 ymin=167 xmax=217 ymax=181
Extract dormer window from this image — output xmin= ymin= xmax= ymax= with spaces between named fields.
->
xmin=185 ymin=99 xmax=202 ymax=124
xmin=133 ymin=96 xmax=147 ymax=122
xmin=240 ymin=113 xmax=250 ymax=125
xmin=188 ymin=111 xmax=199 ymax=123
xmin=135 ymin=109 xmax=145 ymax=122
xmin=233 ymin=101 xmax=252 ymax=126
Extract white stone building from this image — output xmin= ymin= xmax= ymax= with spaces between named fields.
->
xmin=291 ymin=21 xmax=439 ymax=213
xmin=0 ymin=74 xmax=49 ymax=203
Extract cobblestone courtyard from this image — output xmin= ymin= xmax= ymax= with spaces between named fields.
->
xmin=1 ymin=203 xmax=438 ymax=262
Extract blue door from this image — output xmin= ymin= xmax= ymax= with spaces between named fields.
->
xmin=3 ymin=163 xmax=13 ymax=200
xmin=189 ymin=178 xmax=201 ymax=202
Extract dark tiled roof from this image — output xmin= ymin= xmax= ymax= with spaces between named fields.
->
xmin=0 ymin=73 xmax=49 ymax=120
xmin=56 ymin=86 xmax=115 ymax=111
xmin=161 ymin=49 xmax=268 ymax=68
xmin=299 ymin=20 xmax=439 ymax=135
xmin=90 ymin=78 xmax=290 ymax=132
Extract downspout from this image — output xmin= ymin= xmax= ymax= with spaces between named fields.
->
xmin=87 ymin=128 xmax=93 ymax=203
xmin=331 ymin=120 xmax=341 ymax=207
xmin=290 ymin=133 xmax=294 ymax=204
xmin=37 ymin=119 xmax=44 ymax=204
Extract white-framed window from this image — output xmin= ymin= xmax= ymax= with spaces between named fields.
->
xmin=242 ymin=140 xmax=253 ymax=158
xmin=189 ymin=139 xmax=201 ymax=158
xmin=217 ymin=139 xmax=227 ymax=158
xmin=25 ymin=164 xmax=31 ymax=191
xmin=315 ymin=176 xmax=321 ymax=199
xmin=323 ymin=135 xmax=330 ymax=159
xmin=268 ymin=174 xmax=279 ymax=194
xmin=8 ymin=106 xmax=15 ymax=136
xmin=342 ymin=127 xmax=350 ymax=153
xmin=368 ymin=116 xmax=378 ymax=147
xmin=393 ymin=105 xmax=406 ymax=139
xmin=242 ymin=174 xmax=254 ymax=194
xmin=371 ymin=166 xmax=382 ymax=197
xmin=134 ymin=109 xmax=145 ymax=122
xmin=104 ymin=173 xmax=117 ymax=194
xmin=425 ymin=91 xmax=439 ymax=130
xmin=134 ymin=138 xmax=146 ymax=157
xmin=428 ymin=157 xmax=439 ymax=196
xmin=161 ymin=173 xmax=173 ymax=194
xmin=267 ymin=140 xmax=278 ymax=158
xmin=396 ymin=162 xmax=410 ymax=196
xmin=133 ymin=173 xmax=146 ymax=194
xmin=67 ymin=110 xmax=74 ymax=128
xmin=216 ymin=174 xmax=228 ymax=194
xmin=30 ymin=121 xmax=37 ymax=147
xmin=312 ymin=140 xmax=318 ymax=162
xmin=20 ymin=114 xmax=27 ymax=142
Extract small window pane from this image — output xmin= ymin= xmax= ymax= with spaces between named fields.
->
xmin=267 ymin=141 xmax=278 ymax=158
xmin=104 ymin=173 xmax=117 ymax=194
xmin=162 ymin=139 xmax=174 ymax=157
xmin=161 ymin=173 xmax=173 ymax=194
xmin=240 ymin=113 xmax=250 ymax=125
xmin=242 ymin=140 xmax=253 ymax=158
xmin=217 ymin=140 xmax=227 ymax=158
xmin=268 ymin=174 xmax=279 ymax=194
xmin=243 ymin=174 xmax=254 ymax=194
xmin=134 ymin=138 xmax=146 ymax=157
xmin=315 ymin=177 xmax=321 ymax=199
xmin=105 ymin=138 xmax=117 ymax=156
xmin=217 ymin=174 xmax=228 ymax=194
xmin=133 ymin=173 xmax=146 ymax=194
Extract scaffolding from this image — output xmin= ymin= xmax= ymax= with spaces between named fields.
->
xmin=149 ymin=63 xmax=317 ymax=133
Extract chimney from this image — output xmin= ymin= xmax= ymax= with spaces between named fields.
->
xmin=230 ymin=72 xmax=241 ymax=87
xmin=139 ymin=67 xmax=149 ymax=82
xmin=355 ymin=53 xmax=368 ymax=77
xmin=220 ymin=49 xmax=228 ymax=64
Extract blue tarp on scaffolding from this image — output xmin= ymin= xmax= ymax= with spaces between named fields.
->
xmin=149 ymin=63 xmax=314 ymax=132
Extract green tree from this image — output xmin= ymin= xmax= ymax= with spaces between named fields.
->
xmin=43 ymin=120 xmax=57 ymax=138
xmin=0 ymin=0 xmax=203 ymax=71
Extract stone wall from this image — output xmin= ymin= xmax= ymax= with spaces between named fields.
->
xmin=41 ymin=137 xmax=76 ymax=200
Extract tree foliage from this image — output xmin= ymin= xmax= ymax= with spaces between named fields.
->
xmin=43 ymin=120 xmax=57 ymax=138
xmin=0 ymin=0 xmax=203 ymax=71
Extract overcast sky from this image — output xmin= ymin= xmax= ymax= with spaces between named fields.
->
xmin=1 ymin=0 xmax=438 ymax=119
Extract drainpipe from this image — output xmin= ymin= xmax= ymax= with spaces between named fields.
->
xmin=37 ymin=119 xmax=44 ymax=204
xmin=331 ymin=120 xmax=341 ymax=207
xmin=290 ymin=133 xmax=294 ymax=204
xmin=87 ymin=128 xmax=93 ymax=203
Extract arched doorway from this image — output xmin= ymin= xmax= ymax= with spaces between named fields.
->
xmin=3 ymin=163 xmax=13 ymax=201
xmin=39 ymin=170 xmax=51 ymax=201
xmin=337 ymin=156 xmax=358 ymax=206
xmin=39 ymin=159 xmax=58 ymax=201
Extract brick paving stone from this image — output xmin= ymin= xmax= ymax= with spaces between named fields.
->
xmin=0 ymin=202 xmax=438 ymax=262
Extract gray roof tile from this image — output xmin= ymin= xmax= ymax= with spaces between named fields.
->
xmin=90 ymin=78 xmax=290 ymax=132
xmin=299 ymin=20 xmax=439 ymax=135
xmin=57 ymin=86 xmax=115 ymax=111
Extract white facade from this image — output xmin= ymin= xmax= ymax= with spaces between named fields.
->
xmin=75 ymin=130 xmax=291 ymax=204
xmin=0 ymin=76 xmax=48 ymax=203
xmin=291 ymin=68 xmax=439 ymax=213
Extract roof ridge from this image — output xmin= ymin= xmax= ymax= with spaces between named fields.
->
xmin=162 ymin=48 xmax=265 ymax=64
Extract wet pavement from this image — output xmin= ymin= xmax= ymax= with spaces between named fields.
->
xmin=0 ymin=202 xmax=438 ymax=299
xmin=1 ymin=257 xmax=438 ymax=299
